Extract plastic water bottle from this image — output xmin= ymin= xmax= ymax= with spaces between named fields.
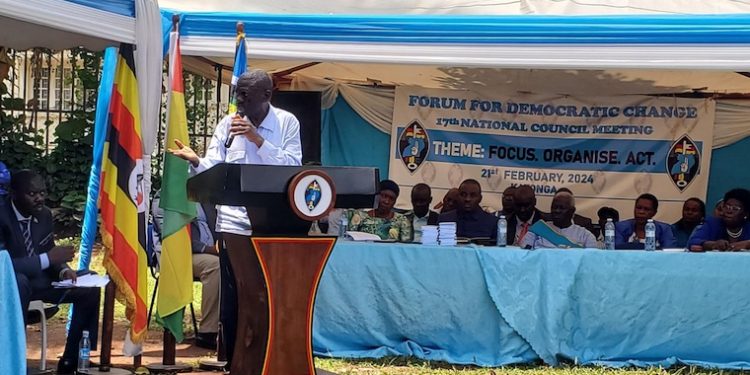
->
xmin=604 ymin=218 xmax=615 ymax=250
xmin=78 ymin=330 xmax=91 ymax=373
xmin=496 ymin=215 xmax=507 ymax=247
xmin=339 ymin=216 xmax=349 ymax=239
xmin=645 ymin=219 xmax=656 ymax=251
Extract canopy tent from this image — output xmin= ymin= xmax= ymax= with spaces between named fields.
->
xmin=0 ymin=0 xmax=135 ymax=51
xmin=159 ymin=5 xmax=750 ymax=216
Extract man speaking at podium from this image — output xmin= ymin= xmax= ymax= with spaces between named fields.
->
xmin=168 ymin=69 xmax=302 ymax=364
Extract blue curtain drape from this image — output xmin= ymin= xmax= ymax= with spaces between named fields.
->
xmin=706 ymin=138 xmax=750 ymax=209
xmin=321 ymin=97 xmax=390 ymax=178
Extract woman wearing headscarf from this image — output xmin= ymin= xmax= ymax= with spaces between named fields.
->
xmin=345 ymin=180 xmax=412 ymax=241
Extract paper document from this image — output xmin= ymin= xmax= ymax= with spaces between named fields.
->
xmin=345 ymin=231 xmax=382 ymax=241
xmin=52 ymin=274 xmax=110 ymax=288
xmin=528 ymin=221 xmax=583 ymax=248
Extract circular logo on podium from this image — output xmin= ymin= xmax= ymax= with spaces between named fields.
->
xmin=288 ymin=170 xmax=336 ymax=221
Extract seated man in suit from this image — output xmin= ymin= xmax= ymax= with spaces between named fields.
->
xmin=615 ymin=193 xmax=675 ymax=249
xmin=0 ymin=170 xmax=99 ymax=374
xmin=507 ymin=185 xmax=545 ymax=245
xmin=152 ymin=191 xmax=220 ymax=349
xmin=438 ymin=179 xmax=498 ymax=240
xmin=405 ymin=183 xmax=439 ymax=242
xmin=520 ymin=191 xmax=598 ymax=249
xmin=494 ymin=186 xmax=517 ymax=218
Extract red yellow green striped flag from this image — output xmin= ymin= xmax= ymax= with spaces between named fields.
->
xmin=99 ymin=43 xmax=149 ymax=344
xmin=156 ymin=26 xmax=196 ymax=342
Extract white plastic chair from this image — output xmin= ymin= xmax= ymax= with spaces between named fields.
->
xmin=27 ymin=300 xmax=55 ymax=371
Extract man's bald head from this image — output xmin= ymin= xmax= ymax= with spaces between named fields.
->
xmin=236 ymin=69 xmax=273 ymax=117
xmin=514 ymin=185 xmax=537 ymax=222
xmin=550 ymin=191 xmax=575 ymax=228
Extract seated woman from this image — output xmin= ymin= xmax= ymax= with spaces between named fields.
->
xmin=688 ymin=188 xmax=750 ymax=251
xmin=346 ymin=180 xmax=412 ymax=242
xmin=671 ymin=198 xmax=705 ymax=248
xmin=615 ymin=193 xmax=675 ymax=249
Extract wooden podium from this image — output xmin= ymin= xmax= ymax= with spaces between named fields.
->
xmin=188 ymin=164 xmax=378 ymax=375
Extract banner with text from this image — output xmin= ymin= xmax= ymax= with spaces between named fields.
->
xmin=389 ymin=87 xmax=715 ymax=222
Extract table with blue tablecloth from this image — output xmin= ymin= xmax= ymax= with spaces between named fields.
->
xmin=312 ymin=242 xmax=750 ymax=369
xmin=0 ymin=250 xmax=26 ymax=374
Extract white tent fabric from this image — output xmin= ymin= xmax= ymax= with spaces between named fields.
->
xmin=178 ymin=36 xmax=750 ymax=71
xmin=0 ymin=0 xmax=135 ymax=50
xmin=134 ymin=0 xmax=164 ymax=219
xmin=159 ymin=0 xmax=750 ymax=15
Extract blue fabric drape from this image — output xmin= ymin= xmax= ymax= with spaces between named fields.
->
xmin=321 ymin=97 xmax=389 ymax=177
xmin=77 ymin=47 xmax=118 ymax=270
xmin=162 ymin=10 xmax=750 ymax=44
xmin=64 ymin=0 xmax=135 ymax=17
xmin=314 ymin=242 xmax=750 ymax=369
xmin=706 ymin=136 xmax=750 ymax=209
xmin=0 ymin=251 xmax=26 ymax=374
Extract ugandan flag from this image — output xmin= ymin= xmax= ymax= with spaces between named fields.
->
xmin=156 ymin=28 xmax=196 ymax=342
xmin=227 ymin=27 xmax=247 ymax=115
xmin=99 ymin=43 xmax=149 ymax=344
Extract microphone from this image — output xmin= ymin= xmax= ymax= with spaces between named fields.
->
xmin=224 ymin=110 xmax=245 ymax=149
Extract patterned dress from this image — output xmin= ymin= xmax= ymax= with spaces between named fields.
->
xmin=345 ymin=209 xmax=412 ymax=242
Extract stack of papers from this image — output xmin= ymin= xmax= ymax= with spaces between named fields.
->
xmin=421 ymin=225 xmax=439 ymax=245
xmin=439 ymin=222 xmax=457 ymax=246
xmin=52 ymin=274 xmax=110 ymax=288
xmin=344 ymin=231 xmax=382 ymax=241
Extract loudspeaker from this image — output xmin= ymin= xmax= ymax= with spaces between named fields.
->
xmin=271 ymin=91 xmax=322 ymax=164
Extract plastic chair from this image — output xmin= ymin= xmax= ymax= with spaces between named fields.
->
xmin=27 ymin=300 xmax=56 ymax=371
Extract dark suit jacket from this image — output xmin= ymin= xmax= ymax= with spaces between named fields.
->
xmin=0 ymin=202 xmax=66 ymax=290
xmin=405 ymin=210 xmax=439 ymax=226
xmin=507 ymin=208 xmax=546 ymax=245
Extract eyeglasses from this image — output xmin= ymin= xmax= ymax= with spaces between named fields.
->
xmin=723 ymin=204 xmax=744 ymax=214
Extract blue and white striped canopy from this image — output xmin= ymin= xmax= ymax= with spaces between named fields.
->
xmin=163 ymin=10 xmax=750 ymax=69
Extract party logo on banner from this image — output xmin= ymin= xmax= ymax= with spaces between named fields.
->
xmin=399 ymin=121 xmax=429 ymax=173
xmin=666 ymin=135 xmax=701 ymax=191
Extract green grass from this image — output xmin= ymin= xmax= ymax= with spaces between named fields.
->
xmin=315 ymin=358 xmax=749 ymax=375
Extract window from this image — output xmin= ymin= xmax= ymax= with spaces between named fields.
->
xmin=35 ymin=68 xmax=50 ymax=110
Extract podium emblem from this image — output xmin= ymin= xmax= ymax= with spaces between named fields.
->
xmin=305 ymin=180 xmax=322 ymax=211
xmin=288 ymin=170 xmax=337 ymax=221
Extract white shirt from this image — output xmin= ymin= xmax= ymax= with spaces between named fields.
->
xmin=411 ymin=213 xmax=430 ymax=243
xmin=191 ymin=106 xmax=303 ymax=235
xmin=514 ymin=211 xmax=537 ymax=245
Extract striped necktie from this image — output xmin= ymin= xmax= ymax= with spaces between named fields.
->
xmin=19 ymin=218 xmax=34 ymax=257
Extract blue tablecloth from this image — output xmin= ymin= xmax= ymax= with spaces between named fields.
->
xmin=0 ymin=250 xmax=26 ymax=374
xmin=313 ymin=243 xmax=750 ymax=369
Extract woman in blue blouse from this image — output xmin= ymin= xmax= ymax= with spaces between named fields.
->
xmin=615 ymin=193 xmax=676 ymax=249
xmin=688 ymin=188 xmax=750 ymax=251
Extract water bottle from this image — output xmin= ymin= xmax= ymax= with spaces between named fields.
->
xmin=496 ymin=215 xmax=507 ymax=247
xmin=645 ymin=219 xmax=656 ymax=251
xmin=604 ymin=218 xmax=615 ymax=250
xmin=78 ymin=330 xmax=91 ymax=373
xmin=339 ymin=216 xmax=349 ymax=239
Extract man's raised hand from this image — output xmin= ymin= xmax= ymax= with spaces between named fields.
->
xmin=167 ymin=139 xmax=199 ymax=166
